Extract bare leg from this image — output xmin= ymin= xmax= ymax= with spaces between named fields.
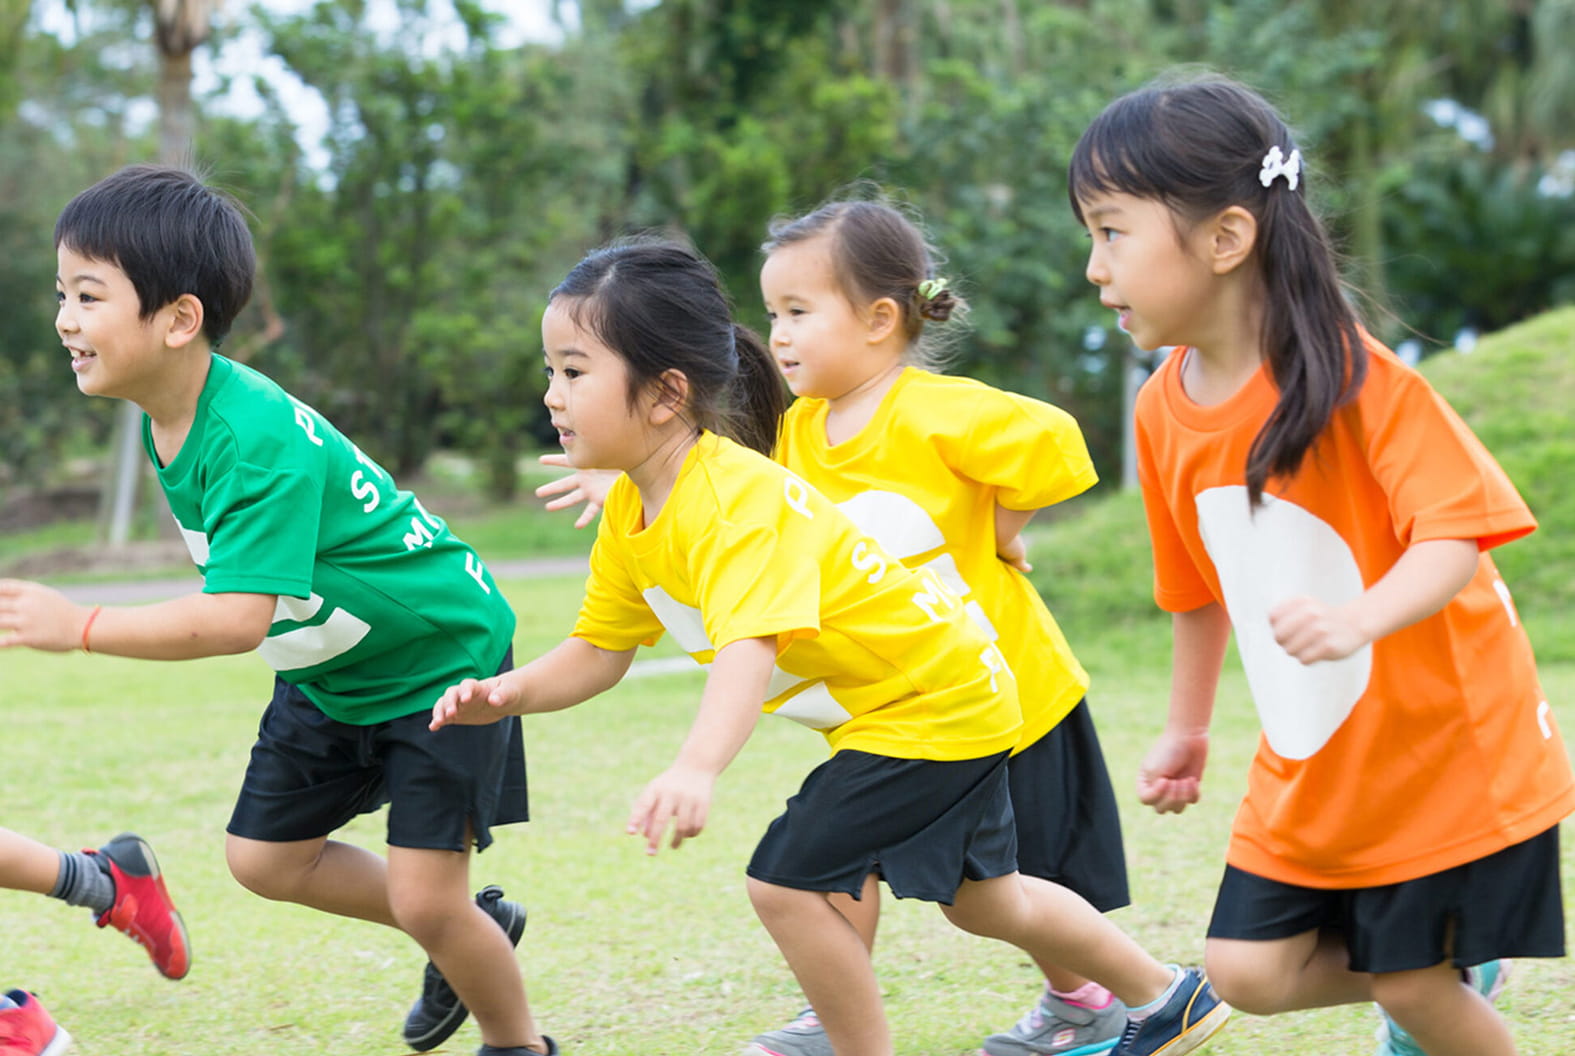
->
xmin=226 ymin=835 xmax=543 ymax=1050
xmin=387 ymin=846 xmax=539 ymax=1051
xmin=749 ymin=877 xmax=892 ymax=1056
xmin=942 ymin=873 xmax=1174 ymax=1007
xmin=225 ymin=834 xmax=397 ymax=924
xmin=0 ymin=827 xmax=68 ymax=895
xmin=1205 ymin=931 xmax=1369 ymax=1013
xmin=1374 ymin=964 xmax=1516 ymax=1056
xmin=826 ymin=872 xmax=880 ymax=954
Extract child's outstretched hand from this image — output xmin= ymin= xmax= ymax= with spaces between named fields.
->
xmin=1136 ymin=728 xmax=1209 ymax=814
xmin=430 ymin=675 xmax=517 ymax=730
xmin=535 ymin=454 xmax=619 ymax=529
xmin=0 ymin=579 xmax=87 ymax=652
xmin=626 ymin=764 xmax=715 ymax=855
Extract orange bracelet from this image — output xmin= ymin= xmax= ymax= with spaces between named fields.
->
xmin=81 ymin=605 xmax=102 ymax=654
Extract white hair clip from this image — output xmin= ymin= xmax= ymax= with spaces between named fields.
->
xmin=1259 ymin=146 xmax=1302 ymax=190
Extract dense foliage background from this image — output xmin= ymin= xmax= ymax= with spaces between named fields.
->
xmin=3 ymin=0 xmax=1573 ymax=511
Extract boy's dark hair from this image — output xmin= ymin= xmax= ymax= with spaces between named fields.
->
xmin=55 ymin=164 xmax=255 ymax=349
xmin=550 ymin=239 xmax=788 ymax=457
xmin=762 ymin=197 xmax=963 ymax=371
xmin=1069 ymin=73 xmax=1367 ymax=506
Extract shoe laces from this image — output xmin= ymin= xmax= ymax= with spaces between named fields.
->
xmin=1011 ymin=1001 xmax=1048 ymax=1035
xmin=1115 ymin=1016 xmax=1141 ymax=1051
xmin=785 ymin=1007 xmax=821 ymax=1031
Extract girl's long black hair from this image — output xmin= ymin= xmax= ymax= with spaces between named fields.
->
xmin=1070 ymin=73 xmax=1367 ymax=505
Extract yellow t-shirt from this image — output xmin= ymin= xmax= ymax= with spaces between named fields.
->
xmin=572 ymin=432 xmax=1021 ymax=761
xmin=778 ymin=368 xmax=1096 ymax=751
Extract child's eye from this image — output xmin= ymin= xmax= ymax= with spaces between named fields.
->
xmin=542 ymin=366 xmax=554 ymax=381
xmin=1101 ymin=228 xmax=1122 ymax=243
xmin=562 ymin=367 xmax=582 ymax=380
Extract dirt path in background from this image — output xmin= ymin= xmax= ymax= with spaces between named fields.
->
xmin=55 ymin=555 xmax=589 ymax=603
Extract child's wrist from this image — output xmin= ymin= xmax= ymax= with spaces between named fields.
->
xmin=80 ymin=605 xmax=103 ymax=653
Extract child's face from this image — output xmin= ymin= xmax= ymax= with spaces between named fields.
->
xmin=541 ymin=298 xmax=654 ymax=472
xmin=1079 ymin=191 xmax=1218 ymax=353
xmin=760 ymin=236 xmax=884 ymax=401
xmin=55 ymin=245 xmax=171 ymax=403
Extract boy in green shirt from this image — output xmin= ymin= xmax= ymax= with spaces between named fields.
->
xmin=0 ymin=165 xmax=551 ymax=1056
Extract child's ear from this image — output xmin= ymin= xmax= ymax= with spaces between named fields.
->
xmin=866 ymin=296 xmax=901 ymax=344
xmin=163 ymin=293 xmax=205 ymax=349
xmin=1208 ymin=206 xmax=1258 ymax=275
xmin=647 ymin=368 xmax=690 ymax=426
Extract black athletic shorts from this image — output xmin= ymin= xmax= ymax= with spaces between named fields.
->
xmin=1207 ymin=825 xmax=1565 ymax=973
xmin=747 ymin=749 xmax=1017 ymax=905
xmin=227 ymin=650 xmax=528 ymax=852
xmin=1009 ymin=698 xmax=1130 ymax=912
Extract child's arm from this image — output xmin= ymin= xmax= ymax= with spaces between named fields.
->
xmin=535 ymin=454 xmax=620 ymax=529
xmin=1138 ymin=601 xmax=1231 ymax=815
xmin=0 ymin=579 xmax=274 ymax=659
xmin=626 ymin=635 xmax=775 ymax=855
xmin=430 ymin=636 xmax=636 ymax=729
xmin=995 ymin=504 xmax=1037 ymax=573
xmin=1270 ymin=538 xmax=1479 ymax=663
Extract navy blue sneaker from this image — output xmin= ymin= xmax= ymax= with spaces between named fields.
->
xmin=478 ymin=1039 xmax=558 ymax=1056
xmin=403 ymin=885 xmax=527 ymax=1052
xmin=1110 ymin=967 xmax=1229 ymax=1056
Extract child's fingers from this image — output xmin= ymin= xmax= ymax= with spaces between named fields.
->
xmin=573 ymin=502 xmax=602 ymax=529
xmin=538 ymin=453 xmax=571 ymax=469
xmin=535 ymin=478 xmax=579 ymax=501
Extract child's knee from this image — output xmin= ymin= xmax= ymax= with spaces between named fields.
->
xmin=1370 ymin=965 xmax=1452 ymax=1021
xmin=225 ymin=836 xmax=290 ymax=900
xmin=1204 ymin=943 xmax=1295 ymax=1014
xmin=747 ymin=875 xmax=815 ymax=925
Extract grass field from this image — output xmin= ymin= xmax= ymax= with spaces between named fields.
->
xmin=4 ymin=309 xmax=1573 ymax=1053
xmin=2 ymin=570 xmax=1572 ymax=1056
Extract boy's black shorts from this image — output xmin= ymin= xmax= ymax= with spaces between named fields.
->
xmin=227 ymin=651 xmax=528 ymax=853
xmin=1008 ymin=697 xmax=1130 ymax=912
xmin=747 ymin=749 xmax=1017 ymax=905
xmin=1207 ymin=825 xmax=1565 ymax=973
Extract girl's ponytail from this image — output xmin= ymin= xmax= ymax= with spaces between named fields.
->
xmin=1248 ymin=191 xmax=1366 ymax=504
xmin=727 ymin=323 xmax=789 ymax=456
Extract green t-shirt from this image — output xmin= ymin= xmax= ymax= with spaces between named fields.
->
xmin=146 ymin=354 xmax=516 ymax=725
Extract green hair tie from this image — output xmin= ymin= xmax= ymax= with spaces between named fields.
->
xmin=917 ymin=277 xmax=949 ymax=302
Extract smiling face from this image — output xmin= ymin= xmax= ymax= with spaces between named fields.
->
xmin=56 ymin=244 xmax=178 ymax=403
xmin=759 ymin=236 xmax=884 ymax=401
xmin=540 ymin=297 xmax=657 ymax=472
xmin=1079 ymin=190 xmax=1220 ymax=353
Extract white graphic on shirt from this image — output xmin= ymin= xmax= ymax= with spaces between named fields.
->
xmin=837 ymin=491 xmax=944 ymax=558
xmin=1195 ymin=486 xmax=1373 ymax=760
xmin=178 ymin=524 xmax=210 ymax=566
xmin=834 ymin=492 xmax=999 ymax=643
xmin=639 ymin=587 xmax=851 ymax=730
xmin=258 ymin=592 xmax=372 ymax=671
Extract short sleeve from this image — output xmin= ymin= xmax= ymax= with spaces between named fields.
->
xmin=572 ymin=515 xmax=665 ymax=652
xmin=690 ymin=520 xmax=822 ymax=653
xmin=1360 ymin=366 xmax=1535 ymax=552
xmin=199 ymin=456 xmax=322 ymax=598
xmin=1136 ymin=400 xmax=1216 ymax=612
xmin=935 ymin=389 xmax=1098 ymax=511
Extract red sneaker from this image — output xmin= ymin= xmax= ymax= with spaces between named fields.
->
xmin=0 ymin=990 xmax=72 ymax=1056
xmin=86 ymin=833 xmax=191 ymax=981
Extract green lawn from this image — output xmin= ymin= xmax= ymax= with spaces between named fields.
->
xmin=3 ymin=572 xmax=1571 ymax=1055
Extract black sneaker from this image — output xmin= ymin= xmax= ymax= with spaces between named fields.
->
xmin=478 ymin=1040 xmax=558 ymax=1056
xmin=403 ymin=885 xmax=527 ymax=1052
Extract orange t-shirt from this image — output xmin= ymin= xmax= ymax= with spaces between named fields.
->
xmin=1135 ymin=338 xmax=1574 ymax=888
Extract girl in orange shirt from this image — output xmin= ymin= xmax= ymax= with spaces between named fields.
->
xmin=1070 ymin=72 xmax=1574 ymax=1056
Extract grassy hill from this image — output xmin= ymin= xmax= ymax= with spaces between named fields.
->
xmin=1030 ymin=306 xmax=1575 ymax=661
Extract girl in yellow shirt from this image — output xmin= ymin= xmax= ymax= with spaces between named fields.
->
xmin=433 ymin=240 xmax=1226 ymax=1056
